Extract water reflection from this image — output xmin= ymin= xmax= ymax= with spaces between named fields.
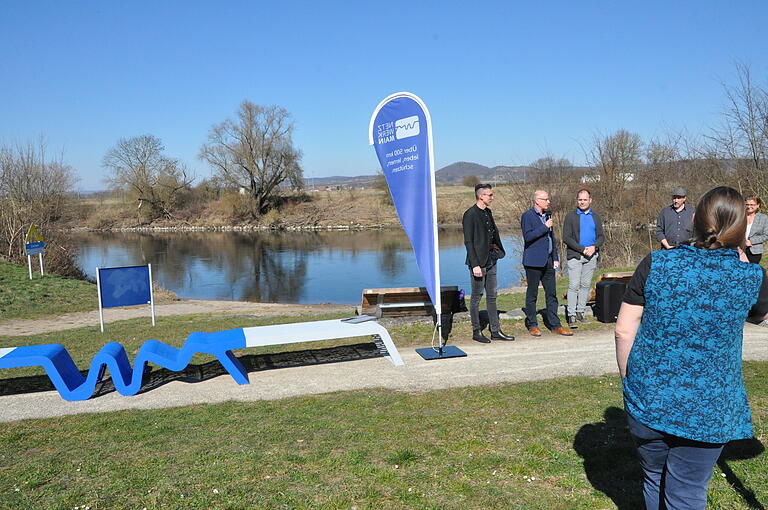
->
xmin=72 ymin=229 xmax=523 ymax=304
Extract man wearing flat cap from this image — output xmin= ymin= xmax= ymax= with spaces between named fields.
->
xmin=656 ymin=186 xmax=695 ymax=249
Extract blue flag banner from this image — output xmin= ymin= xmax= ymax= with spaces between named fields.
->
xmin=369 ymin=92 xmax=441 ymax=317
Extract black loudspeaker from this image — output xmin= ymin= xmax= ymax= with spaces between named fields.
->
xmin=594 ymin=281 xmax=626 ymax=323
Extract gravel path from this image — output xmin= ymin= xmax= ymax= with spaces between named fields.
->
xmin=1 ymin=301 xmax=766 ymax=422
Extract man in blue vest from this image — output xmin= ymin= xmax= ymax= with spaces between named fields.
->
xmin=520 ymin=189 xmax=573 ymax=336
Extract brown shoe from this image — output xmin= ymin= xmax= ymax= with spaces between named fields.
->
xmin=528 ymin=327 xmax=542 ymax=337
xmin=552 ymin=327 xmax=574 ymax=336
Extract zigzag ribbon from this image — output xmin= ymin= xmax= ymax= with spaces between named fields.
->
xmin=0 ymin=329 xmax=249 ymax=401
xmin=0 ymin=318 xmax=403 ymax=402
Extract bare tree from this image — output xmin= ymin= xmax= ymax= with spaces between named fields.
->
xmin=528 ymin=156 xmax=574 ymax=185
xmin=199 ymin=101 xmax=303 ymax=216
xmin=0 ymin=138 xmax=77 ymax=267
xmin=462 ymin=175 xmax=481 ymax=187
xmin=374 ymin=170 xmax=393 ymax=205
xmin=707 ymin=62 xmax=768 ymax=197
xmin=103 ymin=135 xmax=193 ymax=223
xmin=586 ymin=129 xmax=643 ymax=214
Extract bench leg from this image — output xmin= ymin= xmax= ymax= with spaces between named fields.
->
xmin=371 ymin=329 xmax=405 ymax=366
xmin=215 ymin=350 xmax=250 ymax=385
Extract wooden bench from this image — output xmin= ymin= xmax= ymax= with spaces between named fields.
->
xmin=359 ymin=286 xmax=463 ymax=318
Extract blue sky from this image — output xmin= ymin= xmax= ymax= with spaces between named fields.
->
xmin=1 ymin=1 xmax=767 ymax=191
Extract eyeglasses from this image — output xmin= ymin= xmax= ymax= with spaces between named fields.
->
xmin=536 ymin=197 xmax=551 ymax=202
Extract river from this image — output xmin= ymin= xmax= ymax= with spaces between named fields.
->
xmin=71 ymin=229 xmax=525 ymax=304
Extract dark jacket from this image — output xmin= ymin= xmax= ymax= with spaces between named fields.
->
xmin=656 ymin=204 xmax=695 ymax=246
xmin=520 ymin=207 xmax=558 ymax=267
xmin=463 ymin=204 xmax=505 ymax=268
xmin=562 ymin=209 xmax=606 ymax=260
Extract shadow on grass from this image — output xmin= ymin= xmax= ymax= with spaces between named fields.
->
xmin=0 ymin=341 xmax=387 ymax=399
xmin=718 ymin=438 xmax=766 ymax=510
xmin=573 ymin=406 xmax=644 ymax=510
xmin=574 ymin=407 xmax=767 ymax=510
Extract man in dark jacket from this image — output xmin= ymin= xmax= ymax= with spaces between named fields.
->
xmin=656 ymin=186 xmax=695 ymax=249
xmin=463 ymin=184 xmax=514 ymax=343
xmin=520 ymin=189 xmax=573 ymax=336
xmin=562 ymin=189 xmax=605 ymax=328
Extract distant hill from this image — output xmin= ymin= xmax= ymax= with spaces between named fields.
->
xmin=306 ymin=174 xmax=378 ymax=188
xmin=435 ymin=161 xmax=494 ymax=183
xmin=304 ymin=161 xmax=590 ymax=188
xmin=435 ymin=162 xmax=547 ymax=184
xmin=306 ymin=162 xmax=531 ymax=188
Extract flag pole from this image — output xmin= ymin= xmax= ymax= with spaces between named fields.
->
xmin=413 ymin=94 xmax=464 ymax=360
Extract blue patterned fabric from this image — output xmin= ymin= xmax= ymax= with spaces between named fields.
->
xmin=623 ymin=245 xmax=762 ymax=443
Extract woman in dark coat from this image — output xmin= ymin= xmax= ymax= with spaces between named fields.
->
xmin=615 ymin=186 xmax=768 ymax=510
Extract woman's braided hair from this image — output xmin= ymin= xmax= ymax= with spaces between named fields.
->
xmin=691 ymin=186 xmax=747 ymax=250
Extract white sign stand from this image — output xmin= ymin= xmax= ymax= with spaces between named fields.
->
xmin=148 ymin=263 xmax=156 ymax=326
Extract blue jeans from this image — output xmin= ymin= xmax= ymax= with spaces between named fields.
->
xmin=627 ymin=413 xmax=724 ymax=510
xmin=523 ymin=256 xmax=561 ymax=329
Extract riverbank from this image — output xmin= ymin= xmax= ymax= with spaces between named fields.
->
xmin=68 ymin=186 xmax=524 ymax=231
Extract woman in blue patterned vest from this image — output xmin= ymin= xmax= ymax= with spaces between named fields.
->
xmin=615 ymin=186 xmax=768 ymax=510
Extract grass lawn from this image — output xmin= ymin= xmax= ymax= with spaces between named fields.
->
xmin=1 ymin=261 xmax=765 ymax=508
xmin=0 ymin=261 xmax=97 ymax=320
xmin=0 ymin=362 xmax=765 ymax=509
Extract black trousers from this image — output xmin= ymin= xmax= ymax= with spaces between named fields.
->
xmin=469 ymin=263 xmax=499 ymax=332
xmin=523 ymin=256 xmax=561 ymax=329
xmin=745 ymin=246 xmax=762 ymax=264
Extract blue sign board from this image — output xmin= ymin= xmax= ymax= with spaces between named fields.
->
xmin=25 ymin=241 xmax=45 ymax=255
xmin=369 ymin=93 xmax=441 ymax=314
xmin=98 ymin=265 xmax=152 ymax=308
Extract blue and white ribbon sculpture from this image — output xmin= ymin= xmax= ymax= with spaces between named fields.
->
xmin=0 ymin=319 xmax=403 ymax=401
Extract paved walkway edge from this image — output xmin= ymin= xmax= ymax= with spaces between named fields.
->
xmin=1 ymin=324 xmax=765 ymax=423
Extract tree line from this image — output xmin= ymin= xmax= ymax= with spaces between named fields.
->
xmin=104 ymin=101 xmax=303 ymax=224
xmin=498 ymin=63 xmax=768 ymax=266
xmin=1 ymin=63 xmax=767 ymax=275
